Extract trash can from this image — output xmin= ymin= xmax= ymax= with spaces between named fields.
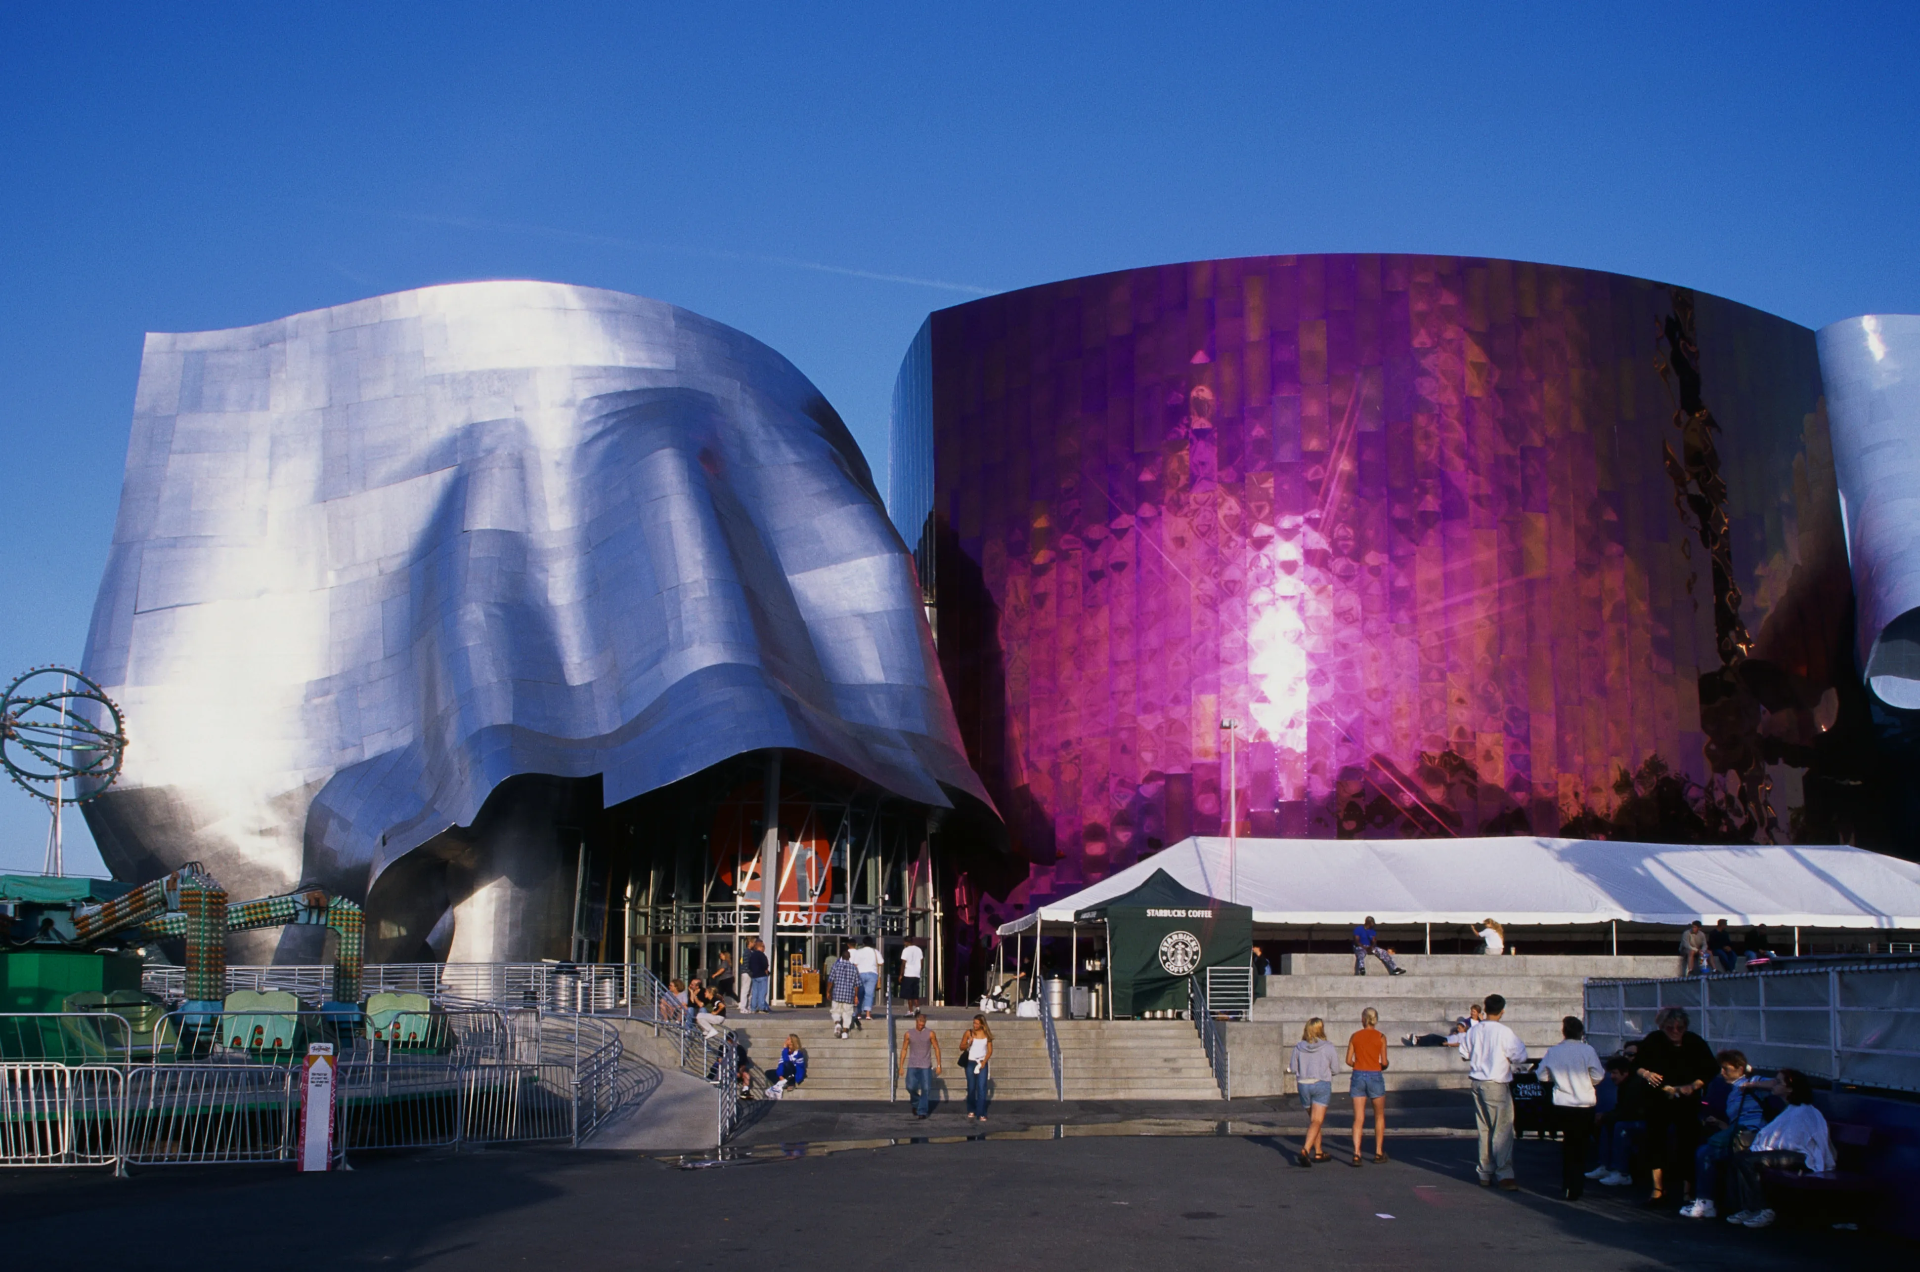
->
xmin=1044 ymin=976 xmax=1069 ymax=1019
xmin=1069 ymin=985 xmax=1091 ymax=1019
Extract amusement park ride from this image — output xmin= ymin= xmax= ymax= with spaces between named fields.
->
xmin=1 ymin=665 xmax=364 ymax=1019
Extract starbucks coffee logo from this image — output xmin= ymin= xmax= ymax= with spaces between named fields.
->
xmin=1158 ymin=930 xmax=1202 ymax=976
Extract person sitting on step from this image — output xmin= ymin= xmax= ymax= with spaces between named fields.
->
xmin=1351 ymin=916 xmax=1406 ymax=976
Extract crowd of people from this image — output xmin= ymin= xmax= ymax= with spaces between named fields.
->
xmin=1681 ymin=918 xmax=1778 ymax=974
xmin=1289 ymin=998 xmax=1838 ymax=1229
xmin=1471 ymin=1001 xmax=1830 ymax=1228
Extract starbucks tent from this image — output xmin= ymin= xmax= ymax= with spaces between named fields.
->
xmin=1072 ymin=869 xmax=1251 ymax=1017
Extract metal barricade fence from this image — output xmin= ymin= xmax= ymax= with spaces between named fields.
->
xmin=0 ymin=1063 xmax=124 ymax=1166
xmin=0 ymin=1001 xmax=603 ymax=1169
xmin=1585 ymin=962 xmax=1920 ymax=1094
xmin=1188 ymin=974 xmax=1231 ymax=1100
xmin=133 ymin=961 xmax=724 ymax=1146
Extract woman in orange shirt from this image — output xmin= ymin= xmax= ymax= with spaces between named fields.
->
xmin=1346 ymin=1006 xmax=1390 ymax=1164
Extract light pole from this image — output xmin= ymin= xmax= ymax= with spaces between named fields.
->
xmin=1220 ymin=717 xmax=1240 ymax=903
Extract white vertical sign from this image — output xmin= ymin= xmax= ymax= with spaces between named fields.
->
xmin=298 ymin=1042 xmax=336 ymax=1172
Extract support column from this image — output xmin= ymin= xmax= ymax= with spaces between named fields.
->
xmin=758 ymin=751 xmax=781 ymax=973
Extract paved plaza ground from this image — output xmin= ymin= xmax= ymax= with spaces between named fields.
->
xmin=2 ymin=1099 xmax=1905 ymax=1270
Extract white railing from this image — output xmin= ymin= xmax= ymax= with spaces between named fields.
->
xmin=1205 ymin=965 xmax=1255 ymax=1021
xmin=1584 ymin=962 xmax=1920 ymax=1094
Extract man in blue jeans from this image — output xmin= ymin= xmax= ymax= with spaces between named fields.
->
xmin=743 ymin=938 xmax=771 ymax=1013
xmin=898 ymin=1011 xmax=942 ymax=1119
xmin=851 ymin=937 xmax=882 ymax=1019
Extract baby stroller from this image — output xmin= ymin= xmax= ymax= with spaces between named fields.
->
xmin=978 ymin=972 xmax=1018 ymax=1014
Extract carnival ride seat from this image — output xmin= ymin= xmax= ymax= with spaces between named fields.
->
xmin=362 ymin=991 xmax=448 ymax=1052
xmin=217 ymin=989 xmax=305 ymax=1057
xmin=61 ymin=989 xmax=178 ymax=1061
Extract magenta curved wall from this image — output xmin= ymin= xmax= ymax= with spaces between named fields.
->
xmin=894 ymin=255 xmax=1871 ymax=918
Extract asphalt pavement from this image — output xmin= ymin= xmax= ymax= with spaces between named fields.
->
xmin=0 ymin=1121 xmax=1902 ymax=1269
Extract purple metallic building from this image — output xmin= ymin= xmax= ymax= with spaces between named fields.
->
xmin=892 ymin=255 xmax=1888 ymax=928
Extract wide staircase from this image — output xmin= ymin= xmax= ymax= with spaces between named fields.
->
xmin=1238 ymin=952 xmax=1674 ymax=1093
xmin=722 ymin=1013 xmax=1222 ymax=1101
xmin=1057 ymin=1019 xmax=1222 ymax=1099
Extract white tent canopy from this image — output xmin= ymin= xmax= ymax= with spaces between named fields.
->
xmin=996 ymin=836 xmax=1920 ymax=935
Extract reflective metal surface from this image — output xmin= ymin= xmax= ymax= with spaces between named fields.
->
xmin=82 ymin=281 xmax=986 ymax=958
xmin=1818 ymin=314 xmax=1920 ymax=708
xmin=896 ymin=256 xmax=1888 ymax=923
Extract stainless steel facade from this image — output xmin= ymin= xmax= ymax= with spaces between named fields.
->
xmin=1819 ymin=314 xmax=1920 ymax=709
xmin=81 ymin=281 xmax=987 ymax=961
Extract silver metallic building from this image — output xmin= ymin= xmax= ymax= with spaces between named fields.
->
xmin=1820 ymin=314 xmax=1920 ymax=709
xmin=81 ymin=281 xmax=988 ymax=961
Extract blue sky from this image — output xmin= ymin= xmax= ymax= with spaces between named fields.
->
xmin=2 ymin=3 xmax=1916 ymax=873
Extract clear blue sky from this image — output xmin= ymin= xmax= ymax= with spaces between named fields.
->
xmin=3 ymin=3 xmax=1916 ymax=873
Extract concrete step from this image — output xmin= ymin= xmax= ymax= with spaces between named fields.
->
xmin=1264 ymin=973 xmax=1606 ymax=995
xmin=1254 ymin=993 xmax=1586 ymax=1014
xmin=1279 ymin=953 xmax=1676 ymax=977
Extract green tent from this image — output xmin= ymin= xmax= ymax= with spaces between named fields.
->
xmin=1075 ymin=869 xmax=1252 ymax=1017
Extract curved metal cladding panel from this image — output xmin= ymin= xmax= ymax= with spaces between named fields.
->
xmin=82 ymin=280 xmax=987 ymax=911
xmin=1818 ymin=315 xmax=1920 ymax=709
xmin=897 ymin=256 xmax=1868 ymax=914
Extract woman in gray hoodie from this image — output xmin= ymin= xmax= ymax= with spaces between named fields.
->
xmin=1288 ymin=1017 xmax=1340 ymax=1166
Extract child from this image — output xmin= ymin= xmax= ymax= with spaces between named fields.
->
xmin=1680 ymin=1050 xmax=1772 ymax=1219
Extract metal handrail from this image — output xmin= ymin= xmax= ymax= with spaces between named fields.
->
xmin=886 ymin=971 xmax=897 ymax=1103
xmin=1039 ymin=991 xmax=1063 ymax=1100
xmin=1188 ymin=974 xmax=1230 ymax=1100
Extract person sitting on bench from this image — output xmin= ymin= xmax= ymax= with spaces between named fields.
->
xmin=1723 ymin=1068 xmax=1834 ymax=1229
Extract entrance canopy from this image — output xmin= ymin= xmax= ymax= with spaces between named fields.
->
xmin=996 ymin=836 xmax=1920 ymax=932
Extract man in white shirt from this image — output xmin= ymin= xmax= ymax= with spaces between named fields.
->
xmin=1458 ymin=993 xmax=1529 ymax=1189
xmin=899 ymin=940 xmax=927 ymax=1010
xmin=850 ymin=938 xmax=882 ymax=1019
xmin=1537 ymin=1016 xmax=1606 ymax=1200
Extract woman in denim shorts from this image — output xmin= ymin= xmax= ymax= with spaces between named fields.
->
xmin=1346 ymin=1006 xmax=1390 ymax=1163
xmin=1288 ymin=1017 xmax=1339 ymax=1166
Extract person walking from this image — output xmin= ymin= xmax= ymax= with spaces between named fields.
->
xmin=1345 ymin=1007 xmax=1389 ymax=1164
xmin=743 ymin=938 xmax=772 ymax=1013
xmin=1458 ymin=993 xmax=1527 ymax=1189
xmin=1634 ymin=1005 xmax=1716 ymax=1207
xmin=898 ymin=1010 xmax=943 ymax=1119
xmin=827 ymin=942 xmax=862 ymax=1038
xmin=850 ymin=937 xmax=882 ymax=1019
xmin=900 ymin=939 xmax=926 ymax=1011
xmin=959 ymin=1015 xmax=994 ymax=1122
xmin=1351 ymin=917 xmax=1407 ymax=977
xmin=1288 ymin=1018 xmax=1340 ymax=1167
xmin=1537 ymin=1016 xmax=1605 ymax=1200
